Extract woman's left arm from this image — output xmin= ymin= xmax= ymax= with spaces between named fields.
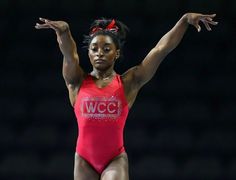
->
xmin=125 ymin=13 xmax=218 ymax=89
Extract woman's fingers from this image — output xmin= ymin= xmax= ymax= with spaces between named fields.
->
xmin=205 ymin=20 xmax=218 ymax=25
xmin=194 ymin=23 xmax=201 ymax=32
xmin=35 ymin=17 xmax=68 ymax=33
xmin=188 ymin=13 xmax=217 ymax=32
xmin=196 ymin=14 xmax=218 ymax=32
xmin=35 ymin=17 xmax=50 ymax=29
xmin=202 ymin=21 xmax=212 ymax=31
xmin=201 ymin=16 xmax=218 ymax=25
xmin=35 ymin=23 xmax=50 ymax=29
xmin=35 ymin=18 xmax=58 ymax=31
xmin=202 ymin=14 xmax=216 ymax=18
xmin=39 ymin=17 xmax=51 ymax=23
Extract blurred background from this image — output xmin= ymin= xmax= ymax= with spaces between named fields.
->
xmin=0 ymin=0 xmax=236 ymax=179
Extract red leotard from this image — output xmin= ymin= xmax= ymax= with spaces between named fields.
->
xmin=74 ymin=74 xmax=129 ymax=174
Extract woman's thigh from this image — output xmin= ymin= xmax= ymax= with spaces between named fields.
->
xmin=74 ymin=153 xmax=99 ymax=180
xmin=101 ymin=152 xmax=129 ymax=180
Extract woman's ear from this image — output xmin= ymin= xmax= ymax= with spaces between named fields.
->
xmin=116 ymin=49 xmax=120 ymax=59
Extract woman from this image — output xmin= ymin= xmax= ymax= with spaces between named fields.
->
xmin=35 ymin=13 xmax=217 ymax=180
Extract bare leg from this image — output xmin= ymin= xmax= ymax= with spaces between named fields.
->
xmin=101 ymin=152 xmax=129 ymax=180
xmin=74 ymin=153 xmax=99 ymax=180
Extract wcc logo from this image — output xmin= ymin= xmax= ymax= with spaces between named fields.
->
xmin=81 ymin=96 xmax=121 ymax=119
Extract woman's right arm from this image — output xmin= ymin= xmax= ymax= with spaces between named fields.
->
xmin=35 ymin=18 xmax=85 ymax=88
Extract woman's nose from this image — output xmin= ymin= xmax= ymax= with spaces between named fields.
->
xmin=97 ymin=49 xmax=104 ymax=57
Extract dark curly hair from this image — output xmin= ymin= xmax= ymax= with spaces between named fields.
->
xmin=83 ymin=18 xmax=129 ymax=58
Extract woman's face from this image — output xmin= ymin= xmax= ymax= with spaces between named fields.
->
xmin=88 ymin=35 xmax=120 ymax=71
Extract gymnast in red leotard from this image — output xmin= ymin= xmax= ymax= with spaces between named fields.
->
xmin=74 ymin=73 xmax=129 ymax=174
xmin=35 ymin=13 xmax=217 ymax=179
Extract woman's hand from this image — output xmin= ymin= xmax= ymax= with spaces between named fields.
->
xmin=186 ymin=13 xmax=218 ymax=32
xmin=35 ymin=18 xmax=69 ymax=33
xmin=35 ymin=18 xmax=70 ymax=44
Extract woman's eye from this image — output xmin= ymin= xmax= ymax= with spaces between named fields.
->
xmin=91 ymin=47 xmax=97 ymax=51
xmin=104 ymin=47 xmax=110 ymax=52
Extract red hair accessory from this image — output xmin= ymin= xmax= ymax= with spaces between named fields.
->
xmin=90 ymin=19 xmax=119 ymax=36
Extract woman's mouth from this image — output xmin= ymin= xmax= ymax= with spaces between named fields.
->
xmin=95 ymin=59 xmax=106 ymax=64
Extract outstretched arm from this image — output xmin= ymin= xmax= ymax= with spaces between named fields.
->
xmin=35 ymin=18 xmax=85 ymax=87
xmin=123 ymin=13 xmax=218 ymax=90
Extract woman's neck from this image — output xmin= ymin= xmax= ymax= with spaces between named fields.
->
xmin=91 ymin=68 xmax=116 ymax=80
